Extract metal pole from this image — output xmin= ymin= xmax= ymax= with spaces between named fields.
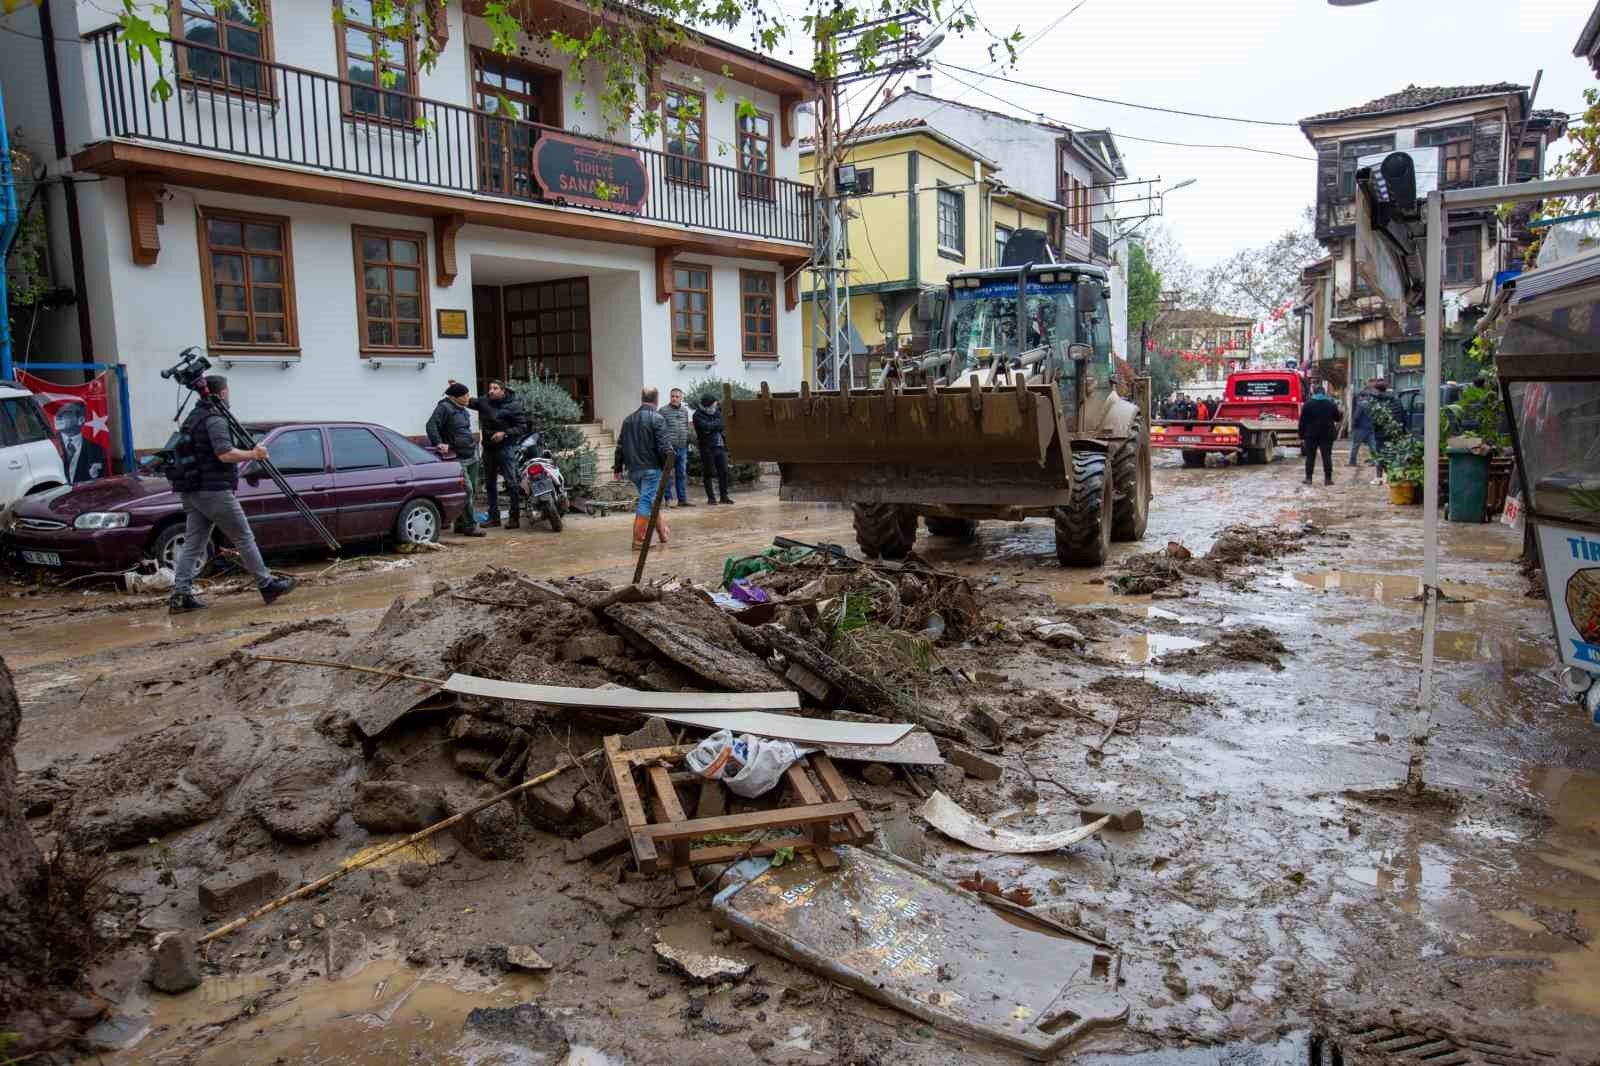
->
xmin=0 ymin=85 xmax=19 ymax=380
xmin=1407 ymin=188 xmax=1444 ymax=796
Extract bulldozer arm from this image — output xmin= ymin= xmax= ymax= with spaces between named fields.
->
xmin=721 ymin=378 xmax=1074 ymax=508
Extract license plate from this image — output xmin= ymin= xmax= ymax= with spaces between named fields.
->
xmin=1177 ymin=435 xmax=1203 ymax=443
xmin=21 ymin=550 xmax=62 ymax=566
xmin=530 ymin=475 xmax=553 ymax=495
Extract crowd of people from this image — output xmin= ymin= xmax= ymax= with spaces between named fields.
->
xmin=425 ymin=382 xmax=739 ymax=548
xmin=1158 ymin=393 xmax=1223 ymax=421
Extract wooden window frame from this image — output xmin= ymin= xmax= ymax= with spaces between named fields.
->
xmin=736 ymin=108 xmax=775 ymax=200
xmin=936 ymin=183 xmax=964 ymax=261
xmin=739 ymin=269 xmax=777 ymax=359
xmin=333 ymin=0 xmax=419 ymax=126
xmin=196 ymin=205 xmax=299 ymax=355
xmin=170 ymin=0 xmax=277 ymax=102
xmin=352 ymin=225 xmax=433 ymax=356
xmin=671 ymin=262 xmax=714 ymax=358
xmin=471 ymin=49 xmax=563 ymax=198
xmin=1440 ymin=139 xmax=1472 ymax=185
xmin=1338 ymin=135 xmax=1395 ymax=197
xmin=662 ymin=84 xmax=708 ymax=188
xmin=995 ymin=222 xmax=1012 ymax=266
xmin=471 ymin=48 xmax=563 ymax=128
xmin=1444 ymin=227 xmax=1479 ymax=285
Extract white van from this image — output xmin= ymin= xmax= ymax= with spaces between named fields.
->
xmin=0 ymin=379 xmax=67 ymax=506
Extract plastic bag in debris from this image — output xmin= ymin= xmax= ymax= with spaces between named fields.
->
xmin=684 ymin=729 xmax=808 ymax=798
xmin=124 ymin=567 xmax=175 ymax=593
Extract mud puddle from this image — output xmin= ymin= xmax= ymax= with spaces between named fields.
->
xmin=1088 ymin=633 xmax=1206 ymax=664
xmin=1285 ymin=570 xmax=1524 ymax=606
xmin=1355 ymin=628 xmax=1555 ymax=669
xmin=98 ymin=958 xmax=574 ymax=1065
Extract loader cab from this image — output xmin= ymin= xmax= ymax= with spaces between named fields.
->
xmin=940 ymin=265 xmax=1113 ymax=385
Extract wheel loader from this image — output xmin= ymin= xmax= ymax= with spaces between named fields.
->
xmin=721 ymin=231 xmax=1153 ymax=566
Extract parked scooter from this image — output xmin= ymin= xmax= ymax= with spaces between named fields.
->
xmin=515 ymin=432 xmax=569 ymax=532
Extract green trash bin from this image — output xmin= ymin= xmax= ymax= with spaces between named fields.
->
xmin=1446 ymin=448 xmax=1490 ymax=522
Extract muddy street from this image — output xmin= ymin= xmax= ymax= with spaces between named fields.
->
xmin=5 ymin=453 xmax=1598 ymax=1066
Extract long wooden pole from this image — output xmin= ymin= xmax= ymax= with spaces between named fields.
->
xmin=247 ymin=654 xmax=444 ymax=686
xmin=632 ymin=456 xmax=674 ymax=585
xmin=197 ymin=750 xmax=596 ymax=945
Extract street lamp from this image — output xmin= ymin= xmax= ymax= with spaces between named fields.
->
xmin=912 ymin=31 xmax=945 ymax=60
xmin=1164 ymin=178 xmax=1197 ymax=194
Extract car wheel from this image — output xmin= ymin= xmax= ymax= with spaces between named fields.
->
xmin=149 ymin=522 xmax=209 ymax=574
xmin=395 ymin=499 xmax=442 ymax=545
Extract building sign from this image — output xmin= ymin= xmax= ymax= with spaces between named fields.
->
xmin=16 ymin=369 xmax=114 ymax=483
xmin=1398 ymin=352 xmax=1423 ymax=368
xmin=1537 ymin=522 xmax=1600 ymax=676
xmin=532 ymin=132 xmax=648 ymax=214
xmin=436 ymin=309 xmax=469 ymax=338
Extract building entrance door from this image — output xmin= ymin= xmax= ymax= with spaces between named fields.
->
xmin=472 ymin=284 xmax=503 ymax=386
xmin=504 ymin=277 xmax=593 ymax=419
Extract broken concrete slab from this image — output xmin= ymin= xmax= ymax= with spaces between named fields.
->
xmin=876 ymin=808 xmax=927 ymax=865
xmin=654 ymin=940 xmax=753 ymax=984
xmin=785 ymin=663 xmax=834 ymax=703
xmin=944 ymin=747 xmax=1003 ymax=782
xmin=620 ymin=717 xmax=675 ymax=752
xmin=453 ymin=747 xmax=499 ymax=778
xmin=198 ymin=866 xmax=283 ymax=915
xmin=564 ymin=821 xmax=630 ymax=864
xmin=463 ymin=1002 xmax=569 ymax=1058
xmin=606 ymin=599 xmax=780 ymax=691
xmin=860 ymin=764 xmax=896 ymax=788
xmin=351 ymin=781 xmax=446 ymax=834
xmin=966 ymin=703 xmax=1012 ymax=744
xmin=448 ymin=715 xmax=523 ymax=749
xmin=447 ymin=791 xmax=524 ymax=860
xmin=560 ymin=634 xmax=627 ymax=663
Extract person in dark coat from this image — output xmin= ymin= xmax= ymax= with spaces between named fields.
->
xmin=466 ymin=380 xmax=530 ymax=529
xmin=1298 ymin=383 xmax=1344 ymax=485
xmin=693 ymin=394 xmax=733 ymax=505
xmin=613 ymin=387 xmax=673 ymax=550
xmin=427 ymin=383 xmax=486 ymax=537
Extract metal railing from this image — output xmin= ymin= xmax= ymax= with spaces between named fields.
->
xmin=85 ymin=26 xmax=812 ymax=246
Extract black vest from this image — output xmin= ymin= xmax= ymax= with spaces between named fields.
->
xmin=167 ymin=403 xmax=238 ymax=493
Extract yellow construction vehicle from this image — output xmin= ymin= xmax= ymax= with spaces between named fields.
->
xmin=723 ymin=234 xmax=1152 ymax=565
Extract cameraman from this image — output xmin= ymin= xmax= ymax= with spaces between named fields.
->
xmin=166 ymin=375 xmax=297 ymax=611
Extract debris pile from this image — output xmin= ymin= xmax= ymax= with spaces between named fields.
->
xmin=1114 ymin=521 xmax=1341 ymax=595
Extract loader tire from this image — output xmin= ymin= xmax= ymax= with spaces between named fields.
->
xmin=853 ymin=503 xmax=918 ymax=560
xmin=1110 ymin=418 xmax=1149 ymax=542
xmin=925 ymin=516 xmax=979 ymax=540
xmin=1181 ymin=449 xmax=1206 ymax=468
xmin=1054 ymin=452 xmax=1112 ymax=567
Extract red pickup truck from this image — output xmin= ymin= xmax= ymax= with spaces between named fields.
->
xmin=1152 ymin=370 xmax=1306 ymax=467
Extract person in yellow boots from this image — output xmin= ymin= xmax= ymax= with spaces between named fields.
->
xmin=613 ymin=387 xmax=673 ymax=551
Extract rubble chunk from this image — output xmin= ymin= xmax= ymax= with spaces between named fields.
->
xmin=967 ymin=702 xmax=1012 ymax=744
xmin=876 ymin=808 xmax=926 ymax=864
xmin=449 ymin=791 xmax=525 ymax=860
xmin=351 ymin=780 xmax=445 ymax=834
xmin=860 ymin=764 xmax=896 ymax=788
xmin=785 ymin=663 xmax=834 ymax=703
xmin=453 ymin=748 xmax=499 ymax=778
xmin=620 ymin=718 xmax=675 ymax=752
xmin=1079 ymin=806 xmax=1144 ymax=832
xmin=564 ymin=821 xmax=630 ymax=864
xmin=449 ymin=715 xmax=523 ymax=748
xmin=198 ymin=866 xmax=283 ymax=915
xmin=505 ymin=945 xmax=553 ymax=972
xmin=654 ymin=940 xmax=753 ymax=984
xmin=149 ymin=932 xmax=201 ymax=994
xmin=945 ymin=747 xmax=1003 ymax=782
xmin=463 ymin=1003 xmax=569 ymax=1057
xmin=370 ymin=906 xmax=400 ymax=930
xmin=560 ymin=634 xmax=627 ymax=662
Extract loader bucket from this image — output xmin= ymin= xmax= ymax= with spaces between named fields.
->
xmin=722 ymin=379 xmax=1074 ymax=507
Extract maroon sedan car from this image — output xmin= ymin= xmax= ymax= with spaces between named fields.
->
xmin=2 ymin=421 xmax=468 ymax=572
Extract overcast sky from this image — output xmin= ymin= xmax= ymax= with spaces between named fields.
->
xmin=773 ymin=0 xmax=1591 ymax=266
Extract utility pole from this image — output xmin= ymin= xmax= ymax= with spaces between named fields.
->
xmin=809 ymin=9 xmax=935 ymax=390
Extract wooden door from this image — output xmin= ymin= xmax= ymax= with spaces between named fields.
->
xmin=503 ymin=277 xmax=594 ymax=420
xmin=472 ymin=284 xmax=503 ymax=386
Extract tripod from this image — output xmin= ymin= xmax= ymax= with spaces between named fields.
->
xmin=170 ymin=376 xmax=341 ymax=553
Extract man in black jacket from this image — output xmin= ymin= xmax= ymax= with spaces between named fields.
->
xmin=467 ymin=380 xmax=530 ymax=529
xmin=1297 ymin=383 xmax=1343 ymax=486
xmin=613 ymin=387 xmax=672 ymax=550
xmin=426 ymin=383 xmax=486 ymax=537
xmin=693 ymin=394 xmax=733 ymax=505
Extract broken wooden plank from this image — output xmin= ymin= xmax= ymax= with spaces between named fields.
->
xmin=639 ymin=802 xmax=861 ymax=843
xmin=646 ymin=764 xmax=694 ymax=886
xmin=605 ymin=735 xmax=658 ymax=874
xmin=444 ymin=674 xmax=798 ymax=713
xmin=809 ymin=754 xmax=873 ymax=840
xmin=606 ymin=600 xmax=779 ymax=692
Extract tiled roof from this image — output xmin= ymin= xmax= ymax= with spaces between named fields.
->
xmin=1300 ymin=83 xmax=1525 ymax=125
xmin=798 ymin=118 xmax=926 ymax=148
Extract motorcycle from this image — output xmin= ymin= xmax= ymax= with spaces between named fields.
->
xmin=514 ymin=432 xmax=569 ymax=532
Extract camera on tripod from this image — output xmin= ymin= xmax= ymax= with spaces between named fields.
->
xmin=160 ymin=347 xmax=213 ymax=394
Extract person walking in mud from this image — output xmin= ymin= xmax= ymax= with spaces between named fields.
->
xmin=694 ymin=393 xmax=734 ymax=505
xmin=614 ymin=387 xmax=672 ymax=551
xmin=1298 ymin=383 xmax=1342 ymax=486
xmin=661 ymin=387 xmax=694 ymax=508
xmin=1349 ymin=379 xmax=1379 ymax=466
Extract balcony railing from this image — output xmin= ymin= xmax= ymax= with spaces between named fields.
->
xmin=85 ymin=26 xmax=812 ymax=246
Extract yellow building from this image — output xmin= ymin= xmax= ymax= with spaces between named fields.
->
xmin=801 ymin=120 xmax=1058 ymax=383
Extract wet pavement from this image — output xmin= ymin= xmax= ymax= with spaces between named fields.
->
xmin=7 ymin=451 xmax=1600 ymax=1064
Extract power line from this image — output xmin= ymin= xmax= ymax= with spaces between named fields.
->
xmin=936 ymin=62 xmax=1301 ymax=127
xmin=936 ymin=67 xmax=1316 ymax=163
xmin=922 ymin=0 xmax=1091 ymax=122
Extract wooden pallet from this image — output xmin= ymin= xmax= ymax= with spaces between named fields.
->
xmin=604 ymin=736 xmax=873 ymax=889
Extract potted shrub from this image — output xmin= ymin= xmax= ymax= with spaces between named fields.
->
xmin=1375 ymin=406 xmax=1424 ymax=504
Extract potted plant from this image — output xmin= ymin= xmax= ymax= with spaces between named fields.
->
xmin=1373 ymin=406 xmax=1424 ymax=504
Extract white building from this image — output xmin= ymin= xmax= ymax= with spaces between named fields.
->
xmin=866 ymin=84 xmax=1132 ymax=361
xmin=0 ymin=0 xmax=815 ymax=451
